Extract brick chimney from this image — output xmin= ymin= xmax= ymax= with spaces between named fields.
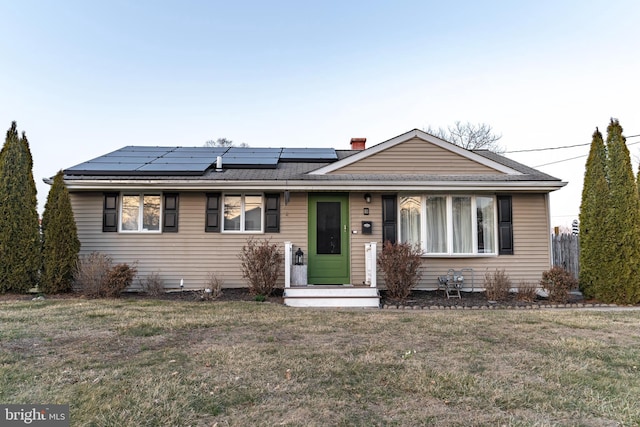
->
xmin=350 ymin=137 xmax=366 ymax=150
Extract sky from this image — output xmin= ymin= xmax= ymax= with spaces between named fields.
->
xmin=2 ymin=0 xmax=639 ymax=227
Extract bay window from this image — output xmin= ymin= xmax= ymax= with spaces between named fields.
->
xmin=400 ymin=195 xmax=497 ymax=255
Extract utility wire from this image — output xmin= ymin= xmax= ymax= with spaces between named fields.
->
xmin=534 ymin=139 xmax=640 ymax=168
xmin=505 ymin=133 xmax=640 ymax=154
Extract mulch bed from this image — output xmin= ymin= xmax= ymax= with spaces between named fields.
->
xmin=0 ymin=288 xmax=618 ymax=309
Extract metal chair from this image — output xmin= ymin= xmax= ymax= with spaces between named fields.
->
xmin=437 ymin=269 xmax=464 ymax=299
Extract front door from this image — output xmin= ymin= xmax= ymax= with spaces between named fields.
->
xmin=308 ymin=193 xmax=350 ymax=284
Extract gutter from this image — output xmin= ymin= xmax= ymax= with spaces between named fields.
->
xmin=55 ymin=178 xmax=568 ymax=193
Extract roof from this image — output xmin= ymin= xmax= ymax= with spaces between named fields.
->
xmin=58 ymin=129 xmax=566 ymax=193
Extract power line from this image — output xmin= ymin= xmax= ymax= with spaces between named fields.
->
xmin=534 ymin=139 xmax=640 ymax=168
xmin=505 ymin=133 xmax=640 ymax=154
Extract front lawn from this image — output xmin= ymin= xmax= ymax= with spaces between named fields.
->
xmin=1 ymin=299 xmax=639 ymax=426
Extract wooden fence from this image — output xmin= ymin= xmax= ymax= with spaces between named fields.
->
xmin=551 ymin=233 xmax=579 ymax=279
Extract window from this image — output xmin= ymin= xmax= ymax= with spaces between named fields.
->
xmin=400 ymin=195 xmax=497 ymax=255
xmin=121 ymin=194 xmax=161 ymax=232
xmin=223 ymin=194 xmax=263 ymax=232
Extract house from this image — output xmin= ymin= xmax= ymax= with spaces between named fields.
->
xmin=57 ymin=129 xmax=566 ymax=307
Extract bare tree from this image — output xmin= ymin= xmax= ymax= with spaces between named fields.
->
xmin=425 ymin=121 xmax=503 ymax=152
xmin=204 ymin=138 xmax=248 ymax=148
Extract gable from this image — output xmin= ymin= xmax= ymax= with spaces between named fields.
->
xmin=327 ymin=136 xmax=506 ymax=175
xmin=306 ymin=129 xmax=524 ymax=177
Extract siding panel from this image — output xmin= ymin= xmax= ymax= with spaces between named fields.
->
xmin=332 ymin=137 xmax=502 ymax=175
xmin=376 ymin=193 xmax=552 ymax=291
xmin=71 ymin=191 xmax=308 ymax=290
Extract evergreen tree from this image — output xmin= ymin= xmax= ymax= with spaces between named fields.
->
xmin=41 ymin=171 xmax=80 ymax=293
xmin=579 ymin=128 xmax=608 ymax=298
xmin=0 ymin=122 xmax=41 ymax=293
xmin=600 ymin=119 xmax=640 ymax=303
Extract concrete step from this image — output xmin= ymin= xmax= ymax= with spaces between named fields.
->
xmin=284 ymin=286 xmax=380 ymax=308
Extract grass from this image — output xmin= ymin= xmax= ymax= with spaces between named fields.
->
xmin=1 ymin=299 xmax=640 ymax=426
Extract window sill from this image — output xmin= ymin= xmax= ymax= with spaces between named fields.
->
xmin=421 ymin=253 xmax=498 ymax=258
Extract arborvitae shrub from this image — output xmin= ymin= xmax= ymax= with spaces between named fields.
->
xmin=41 ymin=171 xmax=80 ymax=294
xmin=540 ymin=266 xmax=577 ymax=304
xmin=0 ymin=122 xmax=41 ymax=293
xmin=238 ymin=238 xmax=283 ymax=296
xmin=377 ymin=241 xmax=423 ymax=301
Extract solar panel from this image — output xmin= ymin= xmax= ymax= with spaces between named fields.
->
xmin=280 ymin=148 xmax=337 ymax=162
xmin=89 ymin=156 xmax=158 ymax=163
xmin=219 ymin=148 xmax=281 ymax=168
xmin=137 ymin=163 xmax=212 ymax=174
xmin=65 ymin=162 xmax=148 ymax=175
xmin=167 ymin=147 xmax=228 ymax=157
xmin=64 ymin=144 xmax=341 ymax=176
xmin=221 ymin=156 xmax=279 ymax=169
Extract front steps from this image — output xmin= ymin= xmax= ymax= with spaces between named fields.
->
xmin=284 ymin=285 xmax=380 ymax=308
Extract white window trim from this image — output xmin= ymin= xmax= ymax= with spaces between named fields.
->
xmin=400 ymin=194 xmax=498 ymax=257
xmin=119 ymin=192 xmax=163 ymax=233
xmin=222 ymin=193 xmax=265 ymax=233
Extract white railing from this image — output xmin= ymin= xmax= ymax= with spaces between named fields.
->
xmin=364 ymin=242 xmax=377 ymax=288
xmin=284 ymin=241 xmax=292 ymax=288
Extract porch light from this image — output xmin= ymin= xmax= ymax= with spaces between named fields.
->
xmin=364 ymin=193 xmax=372 ymax=203
xmin=294 ymin=248 xmax=304 ymax=265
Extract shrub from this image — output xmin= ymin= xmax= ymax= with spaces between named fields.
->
xmin=541 ymin=266 xmax=577 ymax=303
xmin=140 ymin=271 xmax=165 ymax=296
xmin=238 ymin=238 xmax=283 ymax=296
xmin=377 ymin=241 xmax=423 ymax=301
xmin=203 ymin=273 xmax=224 ymax=300
xmin=103 ymin=263 xmax=137 ymax=298
xmin=74 ymin=252 xmax=137 ymax=298
xmin=484 ymin=269 xmax=511 ymax=302
xmin=516 ymin=281 xmax=538 ymax=302
xmin=74 ymin=252 xmax=112 ymax=298
xmin=41 ymin=170 xmax=80 ymax=294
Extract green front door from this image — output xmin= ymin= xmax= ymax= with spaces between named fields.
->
xmin=308 ymin=193 xmax=350 ymax=284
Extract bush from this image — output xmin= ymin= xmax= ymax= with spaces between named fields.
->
xmin=74 ymin=252 xmax=111 ymax=298
xmin=41 ymin=170 xmax=80 ymax=294
xmin=103 ymin=264 xmax=137 ymax=298
xmin=484 ymin=269 xmax=511 ymax=302
xmin=203 ymin=273 xmax=224 ymax=300
xmin=516 ymin=281 xmax=538 ymax=302
xmin=74 ymin=252 xmax=137 ymax=298
xmin=377 ymin=241 xmax=423 ymax=301
xmin=238 ymin=238 xmax=283 ymax=296
xmin=140 ymin=272 xmax=165 ymax=296
xmin=541 ymin=266 xmax=577 ymax=303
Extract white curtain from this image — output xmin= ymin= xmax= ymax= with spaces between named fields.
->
xmin=452 ymin=197 xmax=472 ymax=253
xmin=400 ymin=197 xmax=421 ymax=246
xmin=476 ymin=196 xmax=495 ymax=253
xmin=426 ymin=196 xmax=447 ymax=253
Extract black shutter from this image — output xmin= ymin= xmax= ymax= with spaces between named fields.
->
xmin=382 ymin=195 xmax=397 ymax=244
xmin=497 ymin=195 xmax=514 ymax=255
xmin=205 ymin=193 xmax=221 ymax=232
xmin=103 ymin=192 xmax=118 ymax=232
xmin=265 ymin=193 xmax=280 ymax=233
xmin=163 ymin=193 xmax=179 ymax=232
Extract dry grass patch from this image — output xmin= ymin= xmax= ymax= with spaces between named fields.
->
xmin=1 ymin=299 xmax=640 ymax=426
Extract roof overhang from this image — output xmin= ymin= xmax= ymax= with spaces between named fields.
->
xmin=59 ymin=178 xmax=567 ymax=193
